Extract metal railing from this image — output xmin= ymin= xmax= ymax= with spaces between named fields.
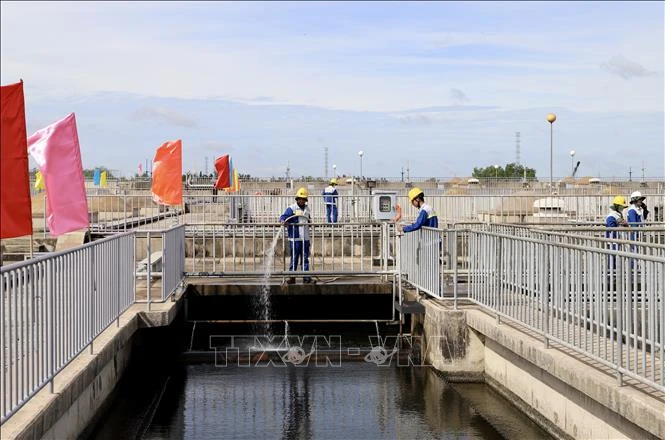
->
xmin=467 ymin=229 xmax=664 ymax=392
xmin=0 ymin=233 xmax=135 ymax=422
xmin=182 ymin=193 xmax=665 ymax=225
xmin=399 ymin=227 xmax=464 ymax=302
xmin=398 ymin=225 xmax=665 ymax=392
xmin=184 ymin=222 xmax=396 ymax=277
xmin=21 ymin=191 xmax=664 ymax=236
xmin=134 ymin=226 xmax=187 ymax=308
xmin=400 ymin=228 xmax=443 ymax=298
xmin=161 ymin=225 xmax=186 ymax=301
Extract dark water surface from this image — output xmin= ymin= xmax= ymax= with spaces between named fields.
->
xmin=90 ymin=362 xmax=550 ymax=440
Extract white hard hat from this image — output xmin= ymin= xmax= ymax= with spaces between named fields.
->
xmin=630 ymin=191 xmax=645 ymax=201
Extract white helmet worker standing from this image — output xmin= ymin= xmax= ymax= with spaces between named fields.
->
xmin=624 ymin=191 xmax=648 ymax=225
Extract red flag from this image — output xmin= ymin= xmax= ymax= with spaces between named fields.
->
xmin=214 ymin=155 xmax=231 ymax=189
xmin=1 ymin=81 xmax=33 ymax=238
xmin=151 ymin=140 xmax=182 ymax=205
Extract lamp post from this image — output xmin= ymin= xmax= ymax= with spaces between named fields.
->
xmin=569 ymin=150 xmax=576 ymax=176
xmin=332 ymin=164 xmax=337 ymax=178
xmin=358 ymin=150 xmax=364 ymax=180
xmin=494 ymin=164 xmax=499 ymax=179
xmin=547 ymin=113 xmax=557 ymax=193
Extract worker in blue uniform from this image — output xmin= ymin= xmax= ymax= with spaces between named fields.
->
xmin=280 ymin=187 xmax=314 ymax=284
xmin=605 ymin=195 xmax=628 ymax=269
xmin=401 ymin=187 xmax=438 ymax=232
xmin=624 ymin=191 xmax=649 ymax=227
xmin=322 ymin=178 xmax=339 ymax=223
xmin=605 ymin=195 xmax=628 ymax=232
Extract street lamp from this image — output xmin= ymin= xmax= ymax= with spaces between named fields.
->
xmin=547 ymin=113 xmax=557 ymax=193
xmin=494 ymin=164 xmax=499 ymax=179
xmin=358 ymin=150 xmax=364 ymax=180
xmin=332 ymin=164 xmax=337 ymax=178
xmin=569 ymin=150 xmax=576 ymax=176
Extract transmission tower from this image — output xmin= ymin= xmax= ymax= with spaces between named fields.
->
xmin=515 ymin=132 xmax=521 ymax=166
xmin=324 ymin=147 xmax=329 ymax=179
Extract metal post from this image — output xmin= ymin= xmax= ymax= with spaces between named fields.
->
xmin=147 ymin=231 xmax=152 ymax=312
xmin=495 ymin=235 xmax=502 ymax=325
xmin=90 ymin=247 xmax=95 ymax=355
xmin=43 ymin=196 xmax=47 ymax=239
xmin=550 ymin=122 xmax=553 ymax=194
xmin=453 ymin=229 xmax=458 ymax=310
xmin=116 ymin=237 xmax=121 ymax=327
xmin=123 ymin=190 xmax=127 ymax=232
xmin=616 ymin=254 xmax=624 ymax=386
xmin=543 ymin=244 xmax=550 ymax=349
xmin=48 ymin=259 xmax=54 ymax=393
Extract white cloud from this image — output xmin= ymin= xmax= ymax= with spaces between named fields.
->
xmin=2 ymin=2 xmax=662 ymax=113
xmin=133 ymin=107 xmax=197 ymax=128
xmin=601 ymin=55 xmax=660 ymax=79
xmin=449 ymin=88 xmax=469 ymax=103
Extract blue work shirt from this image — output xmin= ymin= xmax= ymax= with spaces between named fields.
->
xmin=403 ymin=203 xmax=438 ymax=232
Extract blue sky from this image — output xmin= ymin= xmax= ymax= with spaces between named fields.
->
xmin=1 ymin=1 xmax=663 ymax=179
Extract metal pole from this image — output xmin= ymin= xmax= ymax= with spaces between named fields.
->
xmin=123 ymin=190 xmax=127 ymax=232
xmin=453 ymin=229 xmax=458 ymax=310
xmin=147 ymin=232 xmax=151 ymax=312
xmin=90 ymin=247 xmax=95 ymax=355
xmin=48 ymin=260 xmax=54 ymax=393
xmin=550 ymin=123 xmax=553 ymax=194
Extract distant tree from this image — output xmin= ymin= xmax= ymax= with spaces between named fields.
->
xmin=472 ymin=162 xmax=536 ymax=179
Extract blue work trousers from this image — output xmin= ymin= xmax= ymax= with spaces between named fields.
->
xmin=326 ymin=204 xmax=338 ymax=223
xmin=289 ymin=240 xmax=311 ymax=279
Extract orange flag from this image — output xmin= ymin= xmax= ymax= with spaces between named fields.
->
xmin=1 ymin=80 xmax=33 ymax=239
xmin=151 ymin=140 xmax=182 ymax=205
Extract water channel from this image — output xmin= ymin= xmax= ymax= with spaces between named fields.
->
xmin=88 ymin=326 xmax=551 ymax=439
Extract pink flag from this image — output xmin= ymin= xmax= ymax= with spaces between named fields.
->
xmin=27 ymin=113 xmax=89 ymax=235
xmin=138 ymin=163 xmax=143 ymax=174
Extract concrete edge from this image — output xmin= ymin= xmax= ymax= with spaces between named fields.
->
xmin=465 ymin=308 xmax=665 ymax=440
xmin=2 ymin=300 xmax=181 ymax=440
xmin=483 ymin=375 xmax=573 ymax=440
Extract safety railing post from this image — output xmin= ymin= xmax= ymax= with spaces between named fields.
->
xmin=117 ymin=238 xmax=120 ymax=327
xmin=161 ymin=231 xmax=166 ymax=301
xmin=48 ymin=259 xmax=54 ymax=394
xmin=123 ymin=190 xmax=127 ymax=232
xmin=453 ymin=229 xmax=458 ymax=310
xmin=616 ymin=254 xmax=624 ymax=386
xmin=495 ymin=235 xmax=502 ymax=325
xmin=90 ymin=246 xmax=95 ymax=355
xmin=147 ymin=231 xmax=151 ymax=312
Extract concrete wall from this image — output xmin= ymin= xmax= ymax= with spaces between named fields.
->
xmin=2 ymin=302 xmax=181 ymax=440
xmin=414 ymin=296 xmax=663 ymax=439
xmin=411 ymin=299 xmax=484 ymax=381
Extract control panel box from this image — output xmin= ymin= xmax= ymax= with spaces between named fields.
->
xmin=372 ymin=191 xmax=398 ymax=221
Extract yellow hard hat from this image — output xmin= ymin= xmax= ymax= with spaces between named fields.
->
xmin=330 ymin=178 xmax=337 ymax=185
xmin=612 ymin=195 xmax=628 ymax=208
xmin=295 ymin=187 xmax=309 ymax=199
xmin=408 ymin=187 xmax=424 ymax=202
